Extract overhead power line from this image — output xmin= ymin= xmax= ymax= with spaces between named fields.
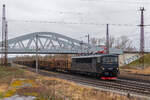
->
xmin=81 ymin=0 xmax=150 ymax=4
xmin=7 ymin=19 xmax=137 ymax=27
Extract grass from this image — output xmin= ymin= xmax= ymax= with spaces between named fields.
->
xmin=126 ymin=54 xmax=150 ymax=68
xmin=120 ymin=54 xmax=150 ymax=74
xmin=0 ymin=66 xmax=24 ymax=86
xmin=0 ymin=66 xmax=25 ymax=98
xmin=0 ymin=66 xmax=148 ymax=100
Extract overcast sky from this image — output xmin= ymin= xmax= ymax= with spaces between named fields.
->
xmin=0 ymin=0 xmax=150 ymax=50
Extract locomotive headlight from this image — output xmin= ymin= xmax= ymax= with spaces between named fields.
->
xmin=101 ymin=67 xmax=105 ymax=70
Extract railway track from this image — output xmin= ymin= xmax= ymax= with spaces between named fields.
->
xmin=19 ymin=65 xmax=150 ymax=98
xmin=119 ymin=76 xmax=150 ymax=84
xmin=56 ymin=74 xmax=150 ymax=96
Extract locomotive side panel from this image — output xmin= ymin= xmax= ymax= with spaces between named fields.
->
xmin=71 ymin=58 xmax=97 ymax=73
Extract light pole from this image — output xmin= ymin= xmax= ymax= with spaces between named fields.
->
xmin=36 ymin=34 xmax=38 ymax=73
xmin=106 ymin=24 xmax=109 ymax=54
xmin=85 ymin=34 xmax=90 ymax=54
xmin=139 ymin=7 xmax=145 ymax=69
xmin=85 ymin=34 xmax=90 ymax=45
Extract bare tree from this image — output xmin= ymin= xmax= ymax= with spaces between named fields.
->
xmin=97 ymin=37 xmax=105 ymax=45
xmin=109 ymin=35 xmax=115 ymax=48
xmin=90 ymin=38 xmax=98 ymax=45
xmin=115 ymin=36 xmax=136 ymax=51
xmin=90 ymin=35 xmax=136 ymax=51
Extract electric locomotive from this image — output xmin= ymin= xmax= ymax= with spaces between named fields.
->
xmin=71 ymin=54 xmax=119 ymax=79
xmin=14 ymin=54 xmax=119 ymax=80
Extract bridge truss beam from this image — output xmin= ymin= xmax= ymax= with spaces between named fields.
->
xmin=0 ymin=32 xmax=123 ymax=54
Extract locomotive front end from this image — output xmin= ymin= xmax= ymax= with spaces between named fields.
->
xmin=100 ymin=55 xmax=119 ymax=80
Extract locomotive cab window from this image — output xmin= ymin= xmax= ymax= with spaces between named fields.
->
xmin=102 ymin=56 xmax=118 ymax=64
xmin=97 ymin=57 xmax=101 ymax=63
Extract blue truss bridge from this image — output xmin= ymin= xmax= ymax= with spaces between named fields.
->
xmin=0 ymin=32 xmax=122 ymax=54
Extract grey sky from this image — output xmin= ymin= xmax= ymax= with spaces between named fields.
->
xmin=0 ymin=0 xmax=150 ymax=50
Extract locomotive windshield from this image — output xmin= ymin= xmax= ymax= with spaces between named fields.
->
xmin=102 ymin=56 xmax=118 ymax=64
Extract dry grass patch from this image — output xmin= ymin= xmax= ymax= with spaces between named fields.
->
xmin=0 ymin=84 xmax=8 ymax=93
xmin=34 ymin=73 xmax=144 ymax=100
xmin=135 ymin=66 xmax=150 ymax=74
xmin=0 ymin=66 xmax=148 ymax=100
xmin=120 ymin=66 xmax=150 ymax=75
xmin=0 ymin=67 xmax=24 ymax=84
xmin=0 ymin=66 xmax=25 ymax=98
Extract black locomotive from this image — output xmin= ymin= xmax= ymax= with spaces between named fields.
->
xmin=71 ymin=54 xmax=119 ymax=79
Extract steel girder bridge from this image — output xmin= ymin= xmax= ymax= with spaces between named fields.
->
xmin=0 ymin=32 xmax=122 ymax=54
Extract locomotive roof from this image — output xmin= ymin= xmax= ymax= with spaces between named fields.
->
xmin=71 ymin=54 xmax=118 ymax=59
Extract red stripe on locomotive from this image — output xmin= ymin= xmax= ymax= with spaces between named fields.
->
xmin=101 ymin=77 xmax=117 ymax=80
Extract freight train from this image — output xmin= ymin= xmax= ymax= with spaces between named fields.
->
xmin=14 ymin=54 xmax=119 ymax=80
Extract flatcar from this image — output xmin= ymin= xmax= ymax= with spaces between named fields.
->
xmin=38 ymin=58 xmax=71 ymax=71
xmin=71 ymin=54 xmax=119 ymax=79
xmin=15 ymin=59 xmax=35 ymax=68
